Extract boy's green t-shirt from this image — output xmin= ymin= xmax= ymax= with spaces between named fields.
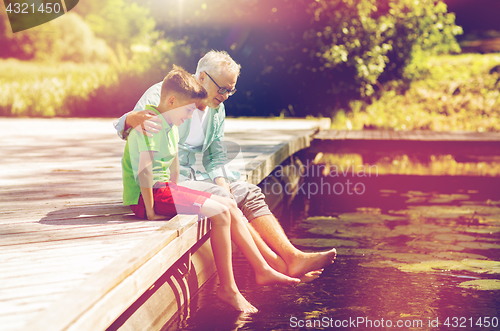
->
xmin=122 ymin=105 xmax=179 ymax=206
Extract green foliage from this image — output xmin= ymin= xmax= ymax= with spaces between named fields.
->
xmin=0 ymin=0 xmax=155 ymax=60
xmin=331 ymin=54 xmax=500 ymax=132
xmin=0 ymin=12 xmax=110 ymax=62
xmin=83 ymin=0 xmax=156 ymax=52
xmin=306 ymin=0 xmax=462 ymax=97
xmin=0 ymin=0 xmax=466 ymax=119
xmin=35 ymin=13 xmax=110 ymax=62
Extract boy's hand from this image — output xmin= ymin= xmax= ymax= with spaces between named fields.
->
xmin=127 ymin=110 xmax=162 ymax=137
xmin=146 ymin=210 xmax=170 ymax=221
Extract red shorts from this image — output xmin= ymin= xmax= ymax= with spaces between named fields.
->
xmin=130 ymin=182 xmax=212 ymax=219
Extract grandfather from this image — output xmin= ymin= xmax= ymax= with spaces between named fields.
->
xmin=114 ymin=50 xmax=336 ymax=279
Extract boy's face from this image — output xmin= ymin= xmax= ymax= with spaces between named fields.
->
xmin=165 ymin=98 xmax=203 ymax=126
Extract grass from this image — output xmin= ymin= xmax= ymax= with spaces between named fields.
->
xmin=0 ymin=59 xmax=152 ymax=117
xmin=332 ymin=53 xmax=500 ymax=132
xmin=0 ymin=59 xmax=111 ymax=116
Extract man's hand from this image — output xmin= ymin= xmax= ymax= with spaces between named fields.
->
xmin=125 ymin=110 xmax=163 ymax=137
xmin=214 ymin=177 xmax=231 ymax=194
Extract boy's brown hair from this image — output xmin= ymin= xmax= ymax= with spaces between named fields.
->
xmin=161 ymin=65 xmax=207 ymax=102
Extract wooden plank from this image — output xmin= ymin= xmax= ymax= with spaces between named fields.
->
xmin=345 ymin=130 xmax=362 ymax=140
xmin=336 ymin=130 xmax=348 ymax=140
xmin=0 ymin=235 xmax=149 ymax=257
xmin=0 ymin=273 xmax=87 ymax=290
xmin=0 ymin=281 xmax=78 ymax=302
xmin=116 ymin=238 xmax=216 ymax=331
xmin=66 ymin=227 xmax=209 ymax=331
xmin=0 ymin=311 xmax=45 ymax=331
xmin=0 ymin=240 xmax=135 ymax=261
xmin=0 ymin=226 xmax=166 ymax=246
xmin=0 ymin=220 xmax=161 ymax=236
xmin=24 ymin=215 xmax=199 ymax=331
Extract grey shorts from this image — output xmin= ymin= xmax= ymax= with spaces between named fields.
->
xmin=177 ymin=180 xmax=272 ymax=222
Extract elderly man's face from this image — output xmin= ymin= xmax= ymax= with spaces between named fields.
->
xmin=200 ymin=67 xmax=238 ymax=109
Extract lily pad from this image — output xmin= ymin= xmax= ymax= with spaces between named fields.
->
xmin=305 ymin=225 xmax=390 ymax=239
xmin=380 ymin=189 xmax=398 ymax=194
xmin=462 ymin=205 xmax=500 ymax=216
xmin=427 ymin=194 xmax=470 ymax=204
xmin=393 ymin=223 xmax=452 ymax=236
xmin=305 ymin=221 xmax=394 ymax=239
xmin=291 ymin=238 xmax=359 ymax=248
xmin=305 ymin=216 xmax=339 ymax=223
xmin=405 ymin=197 xmax=427 ymax=203
xmin=374 ymin=252 xmax=437 ymax=263
xmin=355 ymin=207 xmax=382 ymax=214
xmin=340 ymin=248 xmax=380 ymax=256
xmin=402 ymin=191 xmax=429 ymax=197
xmin=462 ymin=226 xmax=500 ymax=234
xmin=457 ymin=242 xmax=500 ymax=250
xmin=433 ymin=234 xmax=476 ymax=242
xmin=406 ymin=240 xmax=464 ymax=252
xmin=478 ymin=216 xmax=500 ymax=226
xmin=360 ymin=260 xmax=402 ymax=269
xmin=398 ymin=259 xmax=500 ymax=274
xmin=338 ymin=213 xmax=406 ymax=223
xmin=458 ymin=279 xmax=500 ymax=290
xmin=391 ymin=206 xmax=476 ymax=219
xmin=431 ymin=252 xmax=489 ymax=261
xmin=461 ymin=259 xmax=500 ymax=273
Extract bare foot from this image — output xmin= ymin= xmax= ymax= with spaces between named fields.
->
xmin=287 ymin=248 xmax=337 ymax=278
xmin=216 ymin=287 xmax=258 ymax=313
xmin=255 ymin=267 xmax=301 ymax=286
xmin=299 ymin=269 xmax=323 ymax=283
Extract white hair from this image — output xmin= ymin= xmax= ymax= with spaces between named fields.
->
xmin=195 ymin=50 xmax=241 ymax=78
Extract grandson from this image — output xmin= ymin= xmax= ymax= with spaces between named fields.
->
xmin=122 ymin=66 xmax=300 ymax=312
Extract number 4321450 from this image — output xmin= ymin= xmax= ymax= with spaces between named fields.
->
xmin=5 ymin=2 xmax=62 ymax=14
xmin=443 ymin=317 xmax=498 ymax=328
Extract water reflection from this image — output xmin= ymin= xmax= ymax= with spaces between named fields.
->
xmin=314 ymin=153 xmax=500 ymax=177
xmin=165 ymin=156 xmax=500 ymax=331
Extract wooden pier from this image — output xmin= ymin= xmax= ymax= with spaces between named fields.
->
xmin=313 ymin=129 xmax=500 ymax=156
xmin=0 ymin=117 xmax=329 ymax=331
xmin=4 ymin=122 xmax=499 ymax=331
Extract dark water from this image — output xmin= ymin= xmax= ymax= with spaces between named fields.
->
xmin=165 ymin=165 xmax=500 ymax=331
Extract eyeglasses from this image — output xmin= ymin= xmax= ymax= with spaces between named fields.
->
xmin=204 ymin=72 xmax=237 ymax=96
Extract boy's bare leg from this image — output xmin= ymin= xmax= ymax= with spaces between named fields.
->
xmin=200 ymin=200 xmax=257 ymax=313
xmin=249 ymin=214 xmax=337 ymax=278
xmin=210 ymin=195 xmax=300 ymax=285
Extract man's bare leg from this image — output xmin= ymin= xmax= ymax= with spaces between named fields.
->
xmin=249 ymin=214 xmax=337 ymax=278
xmin=246 ymin=223 xmax=288 ymax=274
